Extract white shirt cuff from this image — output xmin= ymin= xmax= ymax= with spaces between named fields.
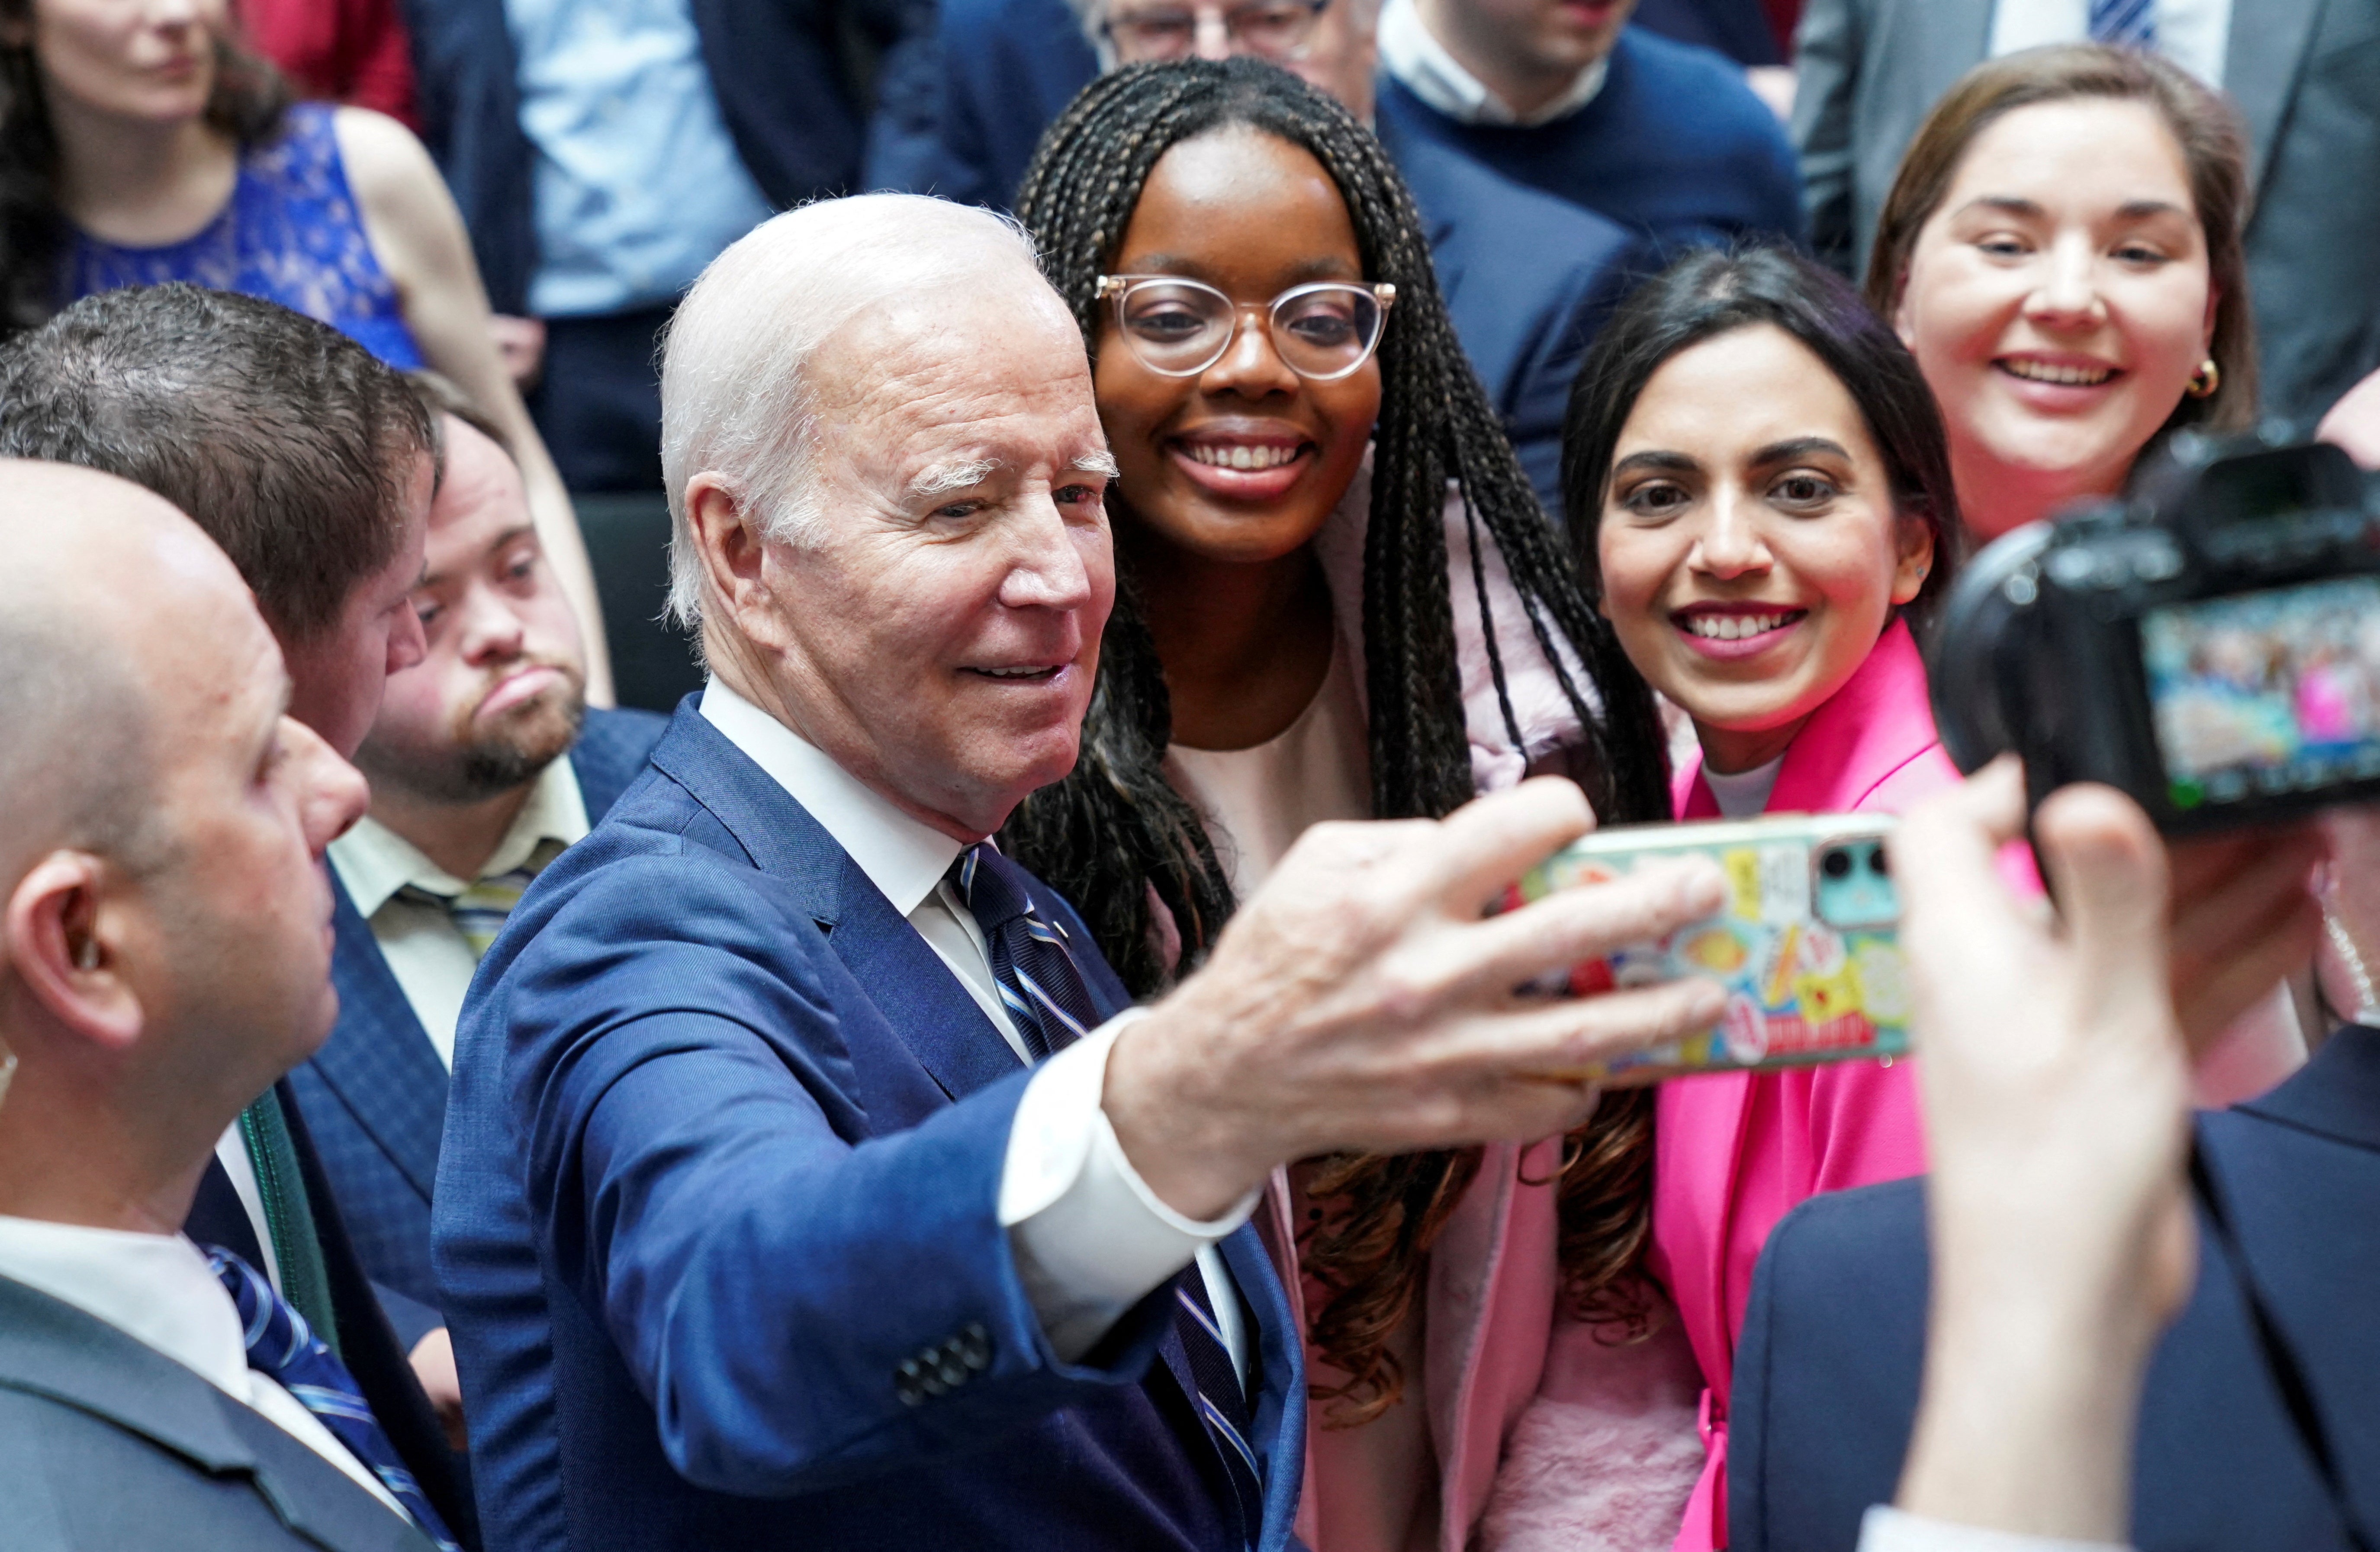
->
xmin=1859 ymin=1507 xmax=2133 ymax=1552
xmin=998 ymin=1011 xmax=1261 ymax=1363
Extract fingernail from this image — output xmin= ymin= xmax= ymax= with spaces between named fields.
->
xmin=1679 ymin=861 xmax=1727 ymax=916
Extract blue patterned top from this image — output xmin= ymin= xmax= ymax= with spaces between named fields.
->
xmin=66 ymin=103 xmax=425 ymax=370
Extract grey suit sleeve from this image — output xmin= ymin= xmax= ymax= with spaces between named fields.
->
xmin=1791 ymin=0 xmax=1865 ymax=278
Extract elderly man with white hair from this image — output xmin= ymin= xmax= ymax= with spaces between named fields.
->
xmin=432 ymin=192 xmax=1729 ymax=1552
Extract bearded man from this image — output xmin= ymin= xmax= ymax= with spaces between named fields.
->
xmin=289 ymin=374 xmax=666 ymax=1443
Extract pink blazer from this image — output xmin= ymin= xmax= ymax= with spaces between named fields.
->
xmin=1283 ymin=619 xmax=1958 ymax=1552
xmin=1650 ymin=617 xmax=1959 ymax=1550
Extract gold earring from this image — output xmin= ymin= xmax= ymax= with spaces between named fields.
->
xmin=2187 ymin=358 xmax=2220 ymax=398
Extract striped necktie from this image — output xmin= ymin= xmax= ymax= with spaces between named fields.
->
xmin=403 ymin=837 xmax=566 ymax=961
xmin=2088 ymin=0 xmax=2157 ymax=49
xmin=206 ymin=1248 xmax=460 ymax=1551
xmin=946 ymin=842 xmax=1267 ymax=1542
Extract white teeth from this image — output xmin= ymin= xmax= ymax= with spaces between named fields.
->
xmin=978 ymin=667 xmax=1052 ymax=679
xmin=2001 ymin=359 xmax=2114 ymax=386
xmin=1186 ymin=443 xmax=1299 ymax=471
xmin=1682 ymin=613 xmax=1793 ymax=640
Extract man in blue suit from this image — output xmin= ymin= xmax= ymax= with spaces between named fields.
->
xmin=874 ymin=0 xmax=1654 ymax=519
xmin=1730 ymin=807 xmax=2380 ymax=1552
xmin=289 ymin=376 xmax=666 ymax=1446
xmin=432 ymin=192 xmax=1735 ymax=1552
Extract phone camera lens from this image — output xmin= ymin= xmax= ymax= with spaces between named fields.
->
xmin=1870 ymin=849 xmax=1890 ymax=877
xmin=1820 ymin=848 xmax=1853 ymax=879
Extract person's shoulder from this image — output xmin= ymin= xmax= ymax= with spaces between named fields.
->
xmin=576 ymin=704 xmax=672 ymax=775
xmin=1608 ymin=26 xmax=1793 ymax=150
xmin=328 ymin=104 xmax=450 ymax=221
xmin=1400 ymin=130 xmax=1641 ymax=267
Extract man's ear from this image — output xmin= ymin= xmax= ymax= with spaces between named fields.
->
xmin=4 ymin=852 xmax=146 ymax=1055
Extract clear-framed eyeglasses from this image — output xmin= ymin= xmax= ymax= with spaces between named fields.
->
xmin=1095 ymin=274 xmax=1397 ymax=382
xmin=1101 ymin=0 xmax=1333 ymax=62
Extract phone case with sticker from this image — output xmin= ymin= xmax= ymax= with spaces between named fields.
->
xmin=1495 ymin=813 xmax=1909 ymax=1081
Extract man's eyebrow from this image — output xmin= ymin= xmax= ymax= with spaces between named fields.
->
xmin=1069 ymin=450 xmax=1120 ymax=478
xmin=910 ymin=458 xmax=1000 ymax=497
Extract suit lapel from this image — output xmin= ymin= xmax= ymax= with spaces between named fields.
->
xmin=316 ymin=879 xmax=449 ymax=1204
xmin=2238 ymin=1023 xmax=2380 ymax=1152
xmin=645 ymin=709 xmax=1023 ymax=1101
xmin=1218 ymin=1223 xmax=1305 ymax=1533
xmin=2222 ymin=0 xmax=2325 ymax=191
xmin=825 ymin=852 xmax=1023 ymax=1102
xmin=0 ymin=1277 xmax=426 ymax=1551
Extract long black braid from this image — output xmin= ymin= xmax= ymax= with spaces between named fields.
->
xmin=1001 ymin=58 xmax=1672 ymax=1420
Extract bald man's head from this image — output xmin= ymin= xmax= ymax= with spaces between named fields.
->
xmin=0 ymin=463 xmax=242 ymax=883
xmin=0 ymin=461 xmax=370 ymax=1195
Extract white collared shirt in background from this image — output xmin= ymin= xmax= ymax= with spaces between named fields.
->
xmin=329 ymin=758 xmax=591 ymax=1070
xmin=1378 ymin=0 xmax=1611 ymax=125
xmin=1859 ymin=1507 xmax=2133 ymax=1552
xmin=0 ymin=1216 xmax=405 ymax=1517
xmin=1987 ymin=0 xmax=2233 ymax=86
xmin=698 ymin=680 xmax=1256 ymax=1377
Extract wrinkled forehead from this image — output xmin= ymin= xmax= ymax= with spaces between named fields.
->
xmin=805 ymin=280 xmax=1104 ymax=472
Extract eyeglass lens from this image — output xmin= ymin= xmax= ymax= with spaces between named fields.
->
xmin=1116 ymin=281 xmax=1384 ymax=380
xmin=1110 ymin=0 xmax=1325 ymax=59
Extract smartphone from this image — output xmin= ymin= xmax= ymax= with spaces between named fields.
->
xmin=1497 ymin=813 xmax=1909 ymax=1081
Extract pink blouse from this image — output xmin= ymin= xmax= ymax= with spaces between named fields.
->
xmin=1647 ymin=618 xmax=1961 ymax=1549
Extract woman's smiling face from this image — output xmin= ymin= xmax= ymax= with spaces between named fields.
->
xmin=1598 ymin=323 xmax=1933 ymax=774
xmin=1092 ymin=124 xmax=1383 ymax=568
xmin=1893 ymin=97 xmax=2216 ymax=538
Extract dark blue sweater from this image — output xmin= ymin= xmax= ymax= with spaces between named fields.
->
xmin=1377 ymin=26 xmax=1804 ymax=262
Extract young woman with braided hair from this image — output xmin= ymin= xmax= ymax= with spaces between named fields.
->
xmin=1000 ymin=56 xmax=1683 ymax=1552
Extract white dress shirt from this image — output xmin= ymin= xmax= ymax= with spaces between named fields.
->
xmin=0 ymin=1215 xmax=405 ymax=1517
xmin=698 ymin=680 xmax=1258 ymax=1377
xmin=1859 ymin=1507 xmax=2133 ymax=1552
xmin=1378 ymin=0 xmax=1611 ymax=125
xmin=328 ymin=757 xmax=592 ymax=1069
xmin=1987 ymin=0 xmax=2233 ymax=87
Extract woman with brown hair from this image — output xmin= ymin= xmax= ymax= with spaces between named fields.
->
xmin=1870 ymin=43 xmax=2306 ymax=1109
xmin=1865 ymin=42 xmax=2258 ymax=543
xmin=0 ymin=0 xmax=611 ymax=697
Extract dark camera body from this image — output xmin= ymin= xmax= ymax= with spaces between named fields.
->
xmin=1932 ymin=434 xmax=2380 ymax=833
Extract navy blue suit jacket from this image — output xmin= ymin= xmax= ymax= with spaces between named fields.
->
xmin=1377 ymin=27 xmax=1804 ymax=261
xmin=861 ymin=0 xmax=1094 ymax=208
xmin=1730 ymin=1024 xmax=2380 ymax=1552
xmin=291 ymin=707 xmax=666 ymax=1351
xmin=399 ymin=0 xmax=891 ymax=315
xmin=1377 ymin=116 xmax=1654 ymax=521
xmin=431 ymin=702 xmax=1306 ymax=1552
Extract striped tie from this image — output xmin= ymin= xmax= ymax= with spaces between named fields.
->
xmin=2088 ymin=0 xmax=2156 ymax=49
xmin=206 ymin=1248 xmax=460 ymax=1552
xmin=946 ymin=842 xmax=1267 ymax=1542
xmin=403 ymin=838 xmax=566 ymax=961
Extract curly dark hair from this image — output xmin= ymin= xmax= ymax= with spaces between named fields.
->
xmin=0 ymin=8 xmax=289 ymax=337
xmin=1002 ymin=56 xmax=1674 ymax=1424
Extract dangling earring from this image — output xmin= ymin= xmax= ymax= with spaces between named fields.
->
xmin=2187 ymin=357 xmax=2220 ymax=398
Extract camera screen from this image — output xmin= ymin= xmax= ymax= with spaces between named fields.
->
xmin=2140 ymin=575 xmax=2380 ymax=810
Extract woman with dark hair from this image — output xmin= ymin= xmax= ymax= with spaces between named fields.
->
xmin=1557 ymin=243 xmax=1962 ymax=1551
xmin=1002 ymin=55 xmax=1682 ymax=1552
xmin=0 ymin=0 xmax=611 ymax=698
xmin=1866 ymin=43 xmax=2257 ymax=543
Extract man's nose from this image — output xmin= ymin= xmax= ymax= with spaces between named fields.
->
xmin=1000 ymin=502 xmax=1101 ymax=612
xmin=386 ymin=601 xmax=428 ymax=676
xmin=289 ymin=717 xmax=370 ymax=855
xmin=459 ymin=587 xmax=529 ymax=666
xmin=1193 ymin=8 xmax=1233 ymax=58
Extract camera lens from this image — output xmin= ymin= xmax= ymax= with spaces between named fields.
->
xmin=1870 ymin=849 xmax=1890 ymax=877
xmin=1820 ymin=848 xmax=1853 ymax=879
